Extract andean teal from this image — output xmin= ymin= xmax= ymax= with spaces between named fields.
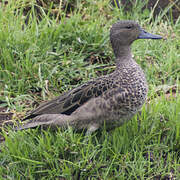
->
xmin=17 ymin=20 xmax=162 ymax=133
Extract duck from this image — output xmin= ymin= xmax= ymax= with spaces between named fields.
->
xmin=16 ymin=20 xmax=162 ymax=134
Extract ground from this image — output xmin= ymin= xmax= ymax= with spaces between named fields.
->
xmin=0 ymin=0 xmax=179 ymax=179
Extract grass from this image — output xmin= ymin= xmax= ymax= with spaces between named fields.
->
xmin=0 ymin=0 xmax=180 ymax=179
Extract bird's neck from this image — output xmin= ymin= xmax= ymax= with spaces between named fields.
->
xmin=113 ymin=46 xmax=132 ymax=67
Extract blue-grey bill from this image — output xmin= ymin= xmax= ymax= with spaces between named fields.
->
xmin=138 ymin=29 xmax=162 ymax=39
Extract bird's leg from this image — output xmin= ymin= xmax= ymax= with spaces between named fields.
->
xmin=86 ymin=123 xmax=99 ymax=135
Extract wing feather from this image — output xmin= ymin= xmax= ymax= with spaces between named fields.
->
xmin=24 ymin=77 xmax=112 ymax=120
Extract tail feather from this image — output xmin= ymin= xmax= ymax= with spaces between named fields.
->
xmin=15 ymin=114 xmax=73 ymax=131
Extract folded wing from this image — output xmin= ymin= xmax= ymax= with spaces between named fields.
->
xmin=24 ymin=77 xmax=112 ymax=120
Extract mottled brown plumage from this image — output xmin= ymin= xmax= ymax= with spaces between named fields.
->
xmin=17 ymin=20 xmax=162 ymax=133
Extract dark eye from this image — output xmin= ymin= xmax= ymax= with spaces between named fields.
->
xmin=125 ymin=26 xmax=132 ymax=29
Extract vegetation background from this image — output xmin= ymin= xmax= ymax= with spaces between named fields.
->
xmin=0 ymin=0 xmax=179 ymax=179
